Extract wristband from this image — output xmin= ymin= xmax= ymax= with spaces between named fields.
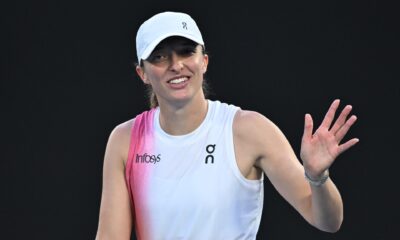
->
xmin=304 ymin=169 xmax=329 ymax=187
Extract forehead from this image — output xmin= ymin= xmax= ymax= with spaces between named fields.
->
xmin=153 ymin=36 xmax=198 ymax=51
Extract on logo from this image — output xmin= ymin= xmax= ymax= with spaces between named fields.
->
xmin=205 ymin=144 xmax=216 ymax=164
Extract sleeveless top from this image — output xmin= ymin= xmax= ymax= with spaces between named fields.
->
xmin=125 ymin=100 xmax=264 ymax=240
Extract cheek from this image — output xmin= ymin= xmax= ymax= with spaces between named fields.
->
xmin=190 ymin=59 xmax=206 ymax=73
xmin=145 ymin=68 xmax=163 ymax=84
xmin=194 ymin=56 xmax=207 ymax=73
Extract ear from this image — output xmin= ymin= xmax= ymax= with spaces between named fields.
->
xmin=201 ymin=54 xmax=209 ymax=74
xmin=136 ymin=65 xmax=150 ymax=84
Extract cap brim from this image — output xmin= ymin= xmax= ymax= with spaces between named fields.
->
xmin=139 ymin=33 xmax=204 ymax=63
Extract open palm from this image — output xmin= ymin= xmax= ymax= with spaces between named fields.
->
xmin=300 ymin=99 xmax=359 ymax=178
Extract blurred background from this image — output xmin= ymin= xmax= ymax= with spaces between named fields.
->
xmin=1 ymin=0 xmax=399 ymax=239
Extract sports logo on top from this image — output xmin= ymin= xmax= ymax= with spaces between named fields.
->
xmin=205 ymin=144 xmax=216 ymax=164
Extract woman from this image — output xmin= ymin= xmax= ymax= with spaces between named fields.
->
xmin=95 ymin=11 xmax=359 ymax=240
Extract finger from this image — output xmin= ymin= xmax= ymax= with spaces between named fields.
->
xmin=302 ymin=113 xmax=314 ymax=141
xmin=338 ymin=138 xmax=360 ymax=155
xmin=330 ymin=105 xmax=353 ymax=134
xmin=320 ymin=99 xmax=340 ymax=129
xmin=335 ymin=115 xmax=358 ymax=143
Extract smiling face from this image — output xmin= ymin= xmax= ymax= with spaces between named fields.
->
xmin=136 ymin=37 xmax=208 ymax=108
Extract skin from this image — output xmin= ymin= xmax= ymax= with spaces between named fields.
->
xmin=96 ymin=37 xmax=359 ymax=239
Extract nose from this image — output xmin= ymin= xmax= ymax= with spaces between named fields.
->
xmin=168 ymin=52 xmax=184 ymax=72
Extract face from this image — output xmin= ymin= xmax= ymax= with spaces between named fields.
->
xmin=136 ymin=37 xmax=208 ymax=106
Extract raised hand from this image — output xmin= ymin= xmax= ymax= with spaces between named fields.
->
xmin=300 ymin=99 xmax=359 ymax=178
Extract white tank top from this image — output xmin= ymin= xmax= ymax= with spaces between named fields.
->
xmin=125 ymin=100 xmax=264 ymax=240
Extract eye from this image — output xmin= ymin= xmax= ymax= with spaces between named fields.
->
xmin=177 ymin=46 xmax=197 ymax=56
xmin=147 ymin=51 xmax=169 ymax=63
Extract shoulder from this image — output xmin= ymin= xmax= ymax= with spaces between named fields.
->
xmin=105 ymin=118 xmax=135 ymax=165
xmin=109 ymin=119 xmax=134 ymax=144
xmin=233 ymin=109 xmax=281 ymax=139
xmin=233 ymin=109 xmax=292 ymax=160
xmin=108 ymin=108 xmax=156 ymax=150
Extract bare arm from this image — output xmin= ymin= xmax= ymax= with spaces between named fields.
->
xmin=300 ymin=99 xmax=358 ymax=231
xmin=96 ymin=121 xmax=133 ymax=240
xmin=234 ymin=100 xmax=358 ymax=232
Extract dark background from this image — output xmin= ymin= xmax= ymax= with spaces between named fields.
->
xmin=1 ymin=0 xmax=399 ymax=239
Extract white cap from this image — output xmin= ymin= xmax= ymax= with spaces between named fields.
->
xmin=136 ymin=11 xmax=204 ymax=64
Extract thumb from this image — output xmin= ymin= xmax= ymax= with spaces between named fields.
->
xmin=302 ymin=113 xmax=313 ymax=142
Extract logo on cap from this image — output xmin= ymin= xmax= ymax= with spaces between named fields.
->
xmin=182 ymin=22 xmax=187 ymax=30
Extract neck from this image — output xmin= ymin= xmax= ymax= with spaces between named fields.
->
xmin=158 ymin=94 xmax=208 ymax=136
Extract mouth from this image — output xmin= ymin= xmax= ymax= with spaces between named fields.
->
xmin=167 ymin=76 xmax=189 ymax=85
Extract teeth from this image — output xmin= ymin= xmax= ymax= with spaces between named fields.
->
xmin=169 ymin=77 xmax=187 ymax=84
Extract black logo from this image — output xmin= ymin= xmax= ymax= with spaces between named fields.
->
xmin=182 ymin=22 xmax=187 ymax=30
xmin=135 ymin=153 xmax=161 ymax=164
xmin=205 ymin=144 xmax=216 ymax=164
